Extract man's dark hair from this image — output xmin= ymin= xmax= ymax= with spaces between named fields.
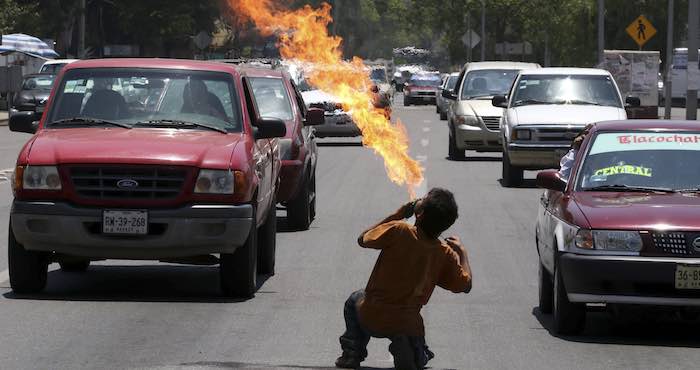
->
xmin=416 ymin=188 xmax=458 ymax=238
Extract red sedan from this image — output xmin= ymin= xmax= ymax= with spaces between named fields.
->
xmin=536 ymin=120 xmax=700 ymax=335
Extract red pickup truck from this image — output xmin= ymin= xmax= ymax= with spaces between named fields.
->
xmin=8 ymin=59 xmax=288 ymax=297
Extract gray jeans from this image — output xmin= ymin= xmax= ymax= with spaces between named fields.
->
xmin=338 ymin=290 xmax=434 ymax=370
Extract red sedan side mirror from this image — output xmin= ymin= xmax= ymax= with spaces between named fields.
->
xmin=536 ymin=170 xmax=566 ymax=192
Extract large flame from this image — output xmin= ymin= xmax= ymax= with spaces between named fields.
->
xmin=229 ymin=0 xmax=423 ymax=197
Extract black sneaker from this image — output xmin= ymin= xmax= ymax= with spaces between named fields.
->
xmin=335 ymin=354 xmax=362 ymax=369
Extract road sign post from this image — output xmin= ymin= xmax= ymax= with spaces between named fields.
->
xmin=626 ymin=15 xmax=657 ymax=50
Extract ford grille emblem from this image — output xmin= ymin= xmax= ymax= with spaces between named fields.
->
xmin=117 ymin=179 xmax=139 ymax=189
xmin=693 ymin=237 xmax=700 ymax=251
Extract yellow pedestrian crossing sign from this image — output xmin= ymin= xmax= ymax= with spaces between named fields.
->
xmin=626 ymin=15 xmax=656 ymax=48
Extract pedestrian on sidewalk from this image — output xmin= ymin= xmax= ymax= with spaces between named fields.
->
xmin=336 ymin=188 xmax=472 ymax=370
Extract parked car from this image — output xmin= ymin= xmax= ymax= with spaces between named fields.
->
xmin=442 ymin=62 xmax=540 ymax=159
xmin=436 ymin=72 xmax=459 ymax=121
xmin=536 ymin=120 xmax=700 ymax=335
xmin=9 ymin=73 xmax=56 ymax=131
xmin=8 ymin=58 xmax=287 ymax=297
xmin=242 ymin=67 xmax=324 ymax=230
xmin=39 ymin=59 xmax=79 ymax=74
xmin=403 ymin=72 xmax=441 ymax=106
xmin=495 ymin=67 xmax=636 ymax=187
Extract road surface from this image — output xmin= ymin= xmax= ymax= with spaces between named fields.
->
xmin=0 ymin=98 xmax=699 ymax=369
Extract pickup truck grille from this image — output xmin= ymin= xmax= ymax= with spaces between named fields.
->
xmin=481 ymin=116 xmax=501 ymax=131
xmin=69 ymin=166 xmax=186 ymax=200
xmin=532 ymin=127 xmax=582 ymax=142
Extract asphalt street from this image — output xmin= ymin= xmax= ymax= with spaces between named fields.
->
xmin=1 ymin=100 xmax=700 ymax=369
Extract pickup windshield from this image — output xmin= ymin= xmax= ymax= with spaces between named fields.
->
xmin=460 ymin=69 xmax=519 ymax=100
xmin=512 ymin=74 xmax=622 ymax=108
xmin=45 ymin=68 xmax=242 ymax=132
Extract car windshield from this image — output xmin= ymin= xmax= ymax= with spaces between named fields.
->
xmin=409 ymin=76 xmax=441 ymax=87
xmin=460 ymin=69 xmax=519 ymax=99
xmin=39 ymin=63 xmax=68 ymax=74
xmin=22 ymin=75 xmax=55 ymax=90
xmin=249 ymin=77 xmax=294 ymax=121
xmin=45 ymin=68 xmax=242 ymax=132
xmin=512 ymin=74 xmax=621 ymax=107
xmin=445 ymin=75 xmax=459 ymax=90
xmin=577 ymin=132 xmax=700 ymax=191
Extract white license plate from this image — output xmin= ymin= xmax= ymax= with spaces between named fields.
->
xmin=103 ymin=210 xmax=148 ymax=235
xmin=675 ymin=264 xmax=700 ymax=289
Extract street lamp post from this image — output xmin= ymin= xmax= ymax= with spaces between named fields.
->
xmin=688 ymin=0 xmax=699 ymax=120
xmin=664 ymin=0 xmax=674 ymax=119
xmin=597 ymin=0 xmax=604 ymax=65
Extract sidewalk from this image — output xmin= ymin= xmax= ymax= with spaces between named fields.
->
xmin=0 ymin=111 xmax=7 ymax=126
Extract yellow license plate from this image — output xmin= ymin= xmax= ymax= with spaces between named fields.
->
xmin=675 ymin=264 xmax=700 ymax=289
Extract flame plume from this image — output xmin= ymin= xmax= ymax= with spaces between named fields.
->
xmin=229 ymin=0 xmax=423 ymax=197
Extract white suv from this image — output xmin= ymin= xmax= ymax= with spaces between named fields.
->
xmin=495 ymin=67 xmax=635 ymax=187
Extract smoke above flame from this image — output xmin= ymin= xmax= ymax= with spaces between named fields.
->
xmin=228 ymin=0 xmax=423 ymax=196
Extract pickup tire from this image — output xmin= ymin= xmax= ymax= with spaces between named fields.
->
xmin=257 ymin=198 xmax=277 ymax=275
xmin=8 ymin=226 xmax=48 ymax=294
xmin=59 ymin=261 xmax=90 ymax=272
xmin=502 ymin=151 xmax=523 ymax=187
xmin=439 ymin=110 xmax=447 ymax=121
xmin=448 ymin=126 xmax=465 ymax=160
xmin=403 ymin=96 xmax=411 ymax=106
xmin=309 ymin=173 xmax=317 ymax=221
xmin=220 ymin=209 xmax=258 ymax=298
xmin=288 ymin=174 xmax=312 ymax=231
xmin=553 ymin=265 xmax=586 ymax=335
xmin=538 ymin=261 xmax=554 ymax=314
xmin=435 ymin=105 xmax=440 ymax=114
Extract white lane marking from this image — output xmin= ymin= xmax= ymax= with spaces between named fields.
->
xmin=422 ymin=127 xmax=431 ymax=132
xmin=420 ymin=139 xmax=429 ymax=147
xmin=0 ymin=269 xmax=8 ymax=285
xmin=422 ymin=119 xmax=431 ymax=123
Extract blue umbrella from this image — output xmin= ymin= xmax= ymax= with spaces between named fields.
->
xmin=0 ymin=33 xmax=59 ymax=58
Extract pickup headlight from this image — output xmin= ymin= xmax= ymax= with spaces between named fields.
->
xmin=575 ymin=229 xmax=642 ymax=252
xmin=21 ymin=165 xmax=62 ymax=190
xmin=513 ymin=128 xmax=531 ymax=140
xmin=455 ymin=115 xmax=479 ymax=126
xmin=195 ymin=169 xmax=234 ymax=194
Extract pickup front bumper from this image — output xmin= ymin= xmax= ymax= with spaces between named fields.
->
xmin=506 ymin=143 xmax=570 ymax=170
xmin=11 ymin=200 xmax=254 ymax=260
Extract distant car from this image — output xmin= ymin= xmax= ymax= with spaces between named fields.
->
xmin=300 ymin=82 xmax=360 ymax=138
xmin=242 ymin=67 xmax=324 ymax=230
xmin=496 ymin=67 xmax=634 ymax=187
xmin=403 ymin=73 xmax=441 ymax=106
xmin=536 ymin=120 xmax=700 ymax=335
xmin=9 ymin=73 xmax=56 ymax=127
xmin=39 ymin=59 xmax=78 ymax=74
xmin=436 ymin=72 xmax=459 ymax=120
xmin=442 ymin=61 xmax=540 ymax=159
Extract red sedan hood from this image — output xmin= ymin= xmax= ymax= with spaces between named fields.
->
xmin=26 ymin=127 xmax=242 ymax=168
xmin=574 ymin=192 xmax=700 ymax=231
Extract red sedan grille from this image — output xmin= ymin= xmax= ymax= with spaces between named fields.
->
xmin=650 ymin=232 xmax=693 ymax=256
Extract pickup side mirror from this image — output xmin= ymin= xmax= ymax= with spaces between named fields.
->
xmin=9 ymin=114 xmax=39 ymax=134
xmin=536 ymin=170 xmax=566 ymax=192
xmin=442 ymin=89 xmax=457 ymax=100
xmin=254 ymin=117 xmax=287 ymax=139
xmin=625 ymin=96 xmax=641 ymax=107
xmin=304 ymin=107 xmax=325 ymax=126
xmin=492 ymin=95 xmax=508 ymax=108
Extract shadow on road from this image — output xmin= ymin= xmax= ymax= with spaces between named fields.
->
xmin=532 ymin=307 xmax=700 ymax=347
xmin=444 ymin=155 xmax=502 ymax=162
xmin=498 ymin=178 xmax=538 ymax=189
xmin=3 ymin=265 xmax=273 ymax=303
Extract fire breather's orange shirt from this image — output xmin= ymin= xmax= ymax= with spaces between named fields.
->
xmin=357 ymin=221 xmax=471 ymax=337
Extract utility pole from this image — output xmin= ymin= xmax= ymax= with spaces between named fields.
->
xmin=480 ymin=0 xmax=486 ymax=61
xmin=78 ymin=0 xmax=86 ymax=58
xmin=664 ymin=0 xmax=674 ymax=119
xmin=466 ymin=14 xmax=471 ymax=62
xmin=688 ymin=0 xmax=699 ymax=120
xmin=597 ymin=0 xmax=604 ymax=65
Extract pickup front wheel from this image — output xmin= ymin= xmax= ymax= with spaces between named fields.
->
xmin=257 ymin=197 xmax=277 ymax=275
xmin=288 ymin=173 xmax=313 ymax=231
xmin=8 ymin=225 xmax=48 ymax=294
xmin=502 ymin=151 xmax=523 ymax=187
xmin=220 ymin=209 xmax=258 ymax=298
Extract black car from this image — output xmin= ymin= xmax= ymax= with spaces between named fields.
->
xmin=10 ymin=73 xmax=56 ymax=128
